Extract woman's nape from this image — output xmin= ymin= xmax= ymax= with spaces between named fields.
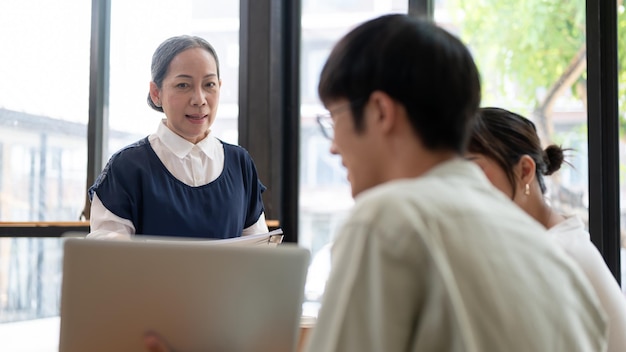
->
xmin=466 ymin=107 xmax=567 ymax=229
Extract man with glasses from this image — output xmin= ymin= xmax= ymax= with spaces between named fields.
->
xmin=306 ymin=13 xmax=607 ymax=352
xmin=144 ymin=13 xmax=607 ymax=352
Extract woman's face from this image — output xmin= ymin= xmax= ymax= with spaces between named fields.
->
xmin=466 ymin=153 xmax=515 ymax=199
xmin=150 ymin=47 xmax=221 ymax=144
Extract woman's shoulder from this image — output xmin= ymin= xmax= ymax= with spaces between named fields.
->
xmin=547 ymin=215 xmax=589 ymax=242
xmin=108 ymin=137 xmax=152 ymax=165
xmin=219 ymin=139 xmax=247 ymax=152
xmin=219 ymin=139 xmax=254 ymax=161
xmin=89 ymin=137 xmax=153 ymax=197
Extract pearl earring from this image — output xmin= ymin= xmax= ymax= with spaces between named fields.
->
xmin=524 ymin=184 xmax=530 ymax=196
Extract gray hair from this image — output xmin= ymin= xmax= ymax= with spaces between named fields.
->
xmin=147 ymin=35 xmax=221 ymax=112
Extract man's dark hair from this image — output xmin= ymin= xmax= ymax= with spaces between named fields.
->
xmin=318 ymin=14 xmax=481 ymax=153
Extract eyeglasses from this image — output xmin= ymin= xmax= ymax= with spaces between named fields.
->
xmin=316 ymin=113 xmax=334 ymax=140
xmin=315 ymin=99 xmax=365 ymax=140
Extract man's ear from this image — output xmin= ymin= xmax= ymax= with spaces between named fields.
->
xmin=149 ymin=82 xmax=161 ymax=107
xmin=517 ymin=155 xmax=536 ymax=187
xmin=368 ymin=90 xmax=397 ymax=134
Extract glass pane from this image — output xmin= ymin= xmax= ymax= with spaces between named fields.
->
xmin=0 ymin=238 xmax=64 ymax=351
xmin=109 ymin=0 xmax=240 ymax=157
xmin=617 ymin=1 xmax=626 ymax=294
xmin=0 ymin=1 xmax=90 ymax=221
xmin=299 ymin=0 xmax=408 ymax=316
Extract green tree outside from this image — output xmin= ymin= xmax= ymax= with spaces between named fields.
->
xmin=448 ymin=0 xmax=626 ymax=142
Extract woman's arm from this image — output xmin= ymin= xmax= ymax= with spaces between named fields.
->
xmin=566 ymin=240 xmax=626 ymax=352
xmin=241 ymin=212 xmax=269 ymax=236
xmin=87 ymin=194 xmax=135 ymax=240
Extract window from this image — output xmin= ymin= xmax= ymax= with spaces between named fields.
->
xmin=0 ymin=1 xmax=90 ymax=341
xmin=0 ymin=1 xmax=90 ymax=221
xmin=437 ymin=0 xmax=589 ymax=225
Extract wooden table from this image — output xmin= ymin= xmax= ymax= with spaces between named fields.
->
xmin=0 ymin=220 xmax=280 ymax=237
xmin=0 ymin=221 xmax=90 ymax=237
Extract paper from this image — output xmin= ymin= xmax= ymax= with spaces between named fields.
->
xmin=201 ymin=228 xmax=284 ymax=247
xmin=137 ymin=228 xmax=284 ymax=247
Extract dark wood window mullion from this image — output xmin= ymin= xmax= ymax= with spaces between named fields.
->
xmin=83 ymin=0 xmax=110 ymax=221
xmin=586 ymin=0 xmax=621 ymax=282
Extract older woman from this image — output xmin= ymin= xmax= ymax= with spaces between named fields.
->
xmin=88 ymin=35 xmax=268 ymax=240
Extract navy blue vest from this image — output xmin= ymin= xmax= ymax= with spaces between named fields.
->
xmin=89 ymin=137 xmax=266 ymax=239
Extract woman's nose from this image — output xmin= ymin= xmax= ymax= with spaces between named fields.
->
xmin=191 ymin=87 xmax=207 ymax=106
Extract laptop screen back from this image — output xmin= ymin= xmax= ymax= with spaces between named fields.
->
xmin=59 ymin=239 xmax=310 ymax=352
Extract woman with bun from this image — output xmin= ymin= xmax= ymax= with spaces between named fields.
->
xmin=467 ymin=107 xmax=626 ymax=352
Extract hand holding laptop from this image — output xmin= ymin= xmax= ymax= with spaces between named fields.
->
xmin=144 ymin=331 xmax=173 ymax=352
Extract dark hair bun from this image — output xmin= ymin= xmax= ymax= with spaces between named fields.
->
xmin=543 ymin=144 xmax=565 ymax=175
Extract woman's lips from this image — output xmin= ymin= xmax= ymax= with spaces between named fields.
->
xmin=185 ymin=114 xmax=209 ymax=125
xmin=186 ymin=114 xmax=207 ymax=122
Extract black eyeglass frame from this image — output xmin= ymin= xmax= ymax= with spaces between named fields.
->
xmin=316 ymin=113 xmax=334 ymax=139
xmin=315 ymin=98 xmax=368 ymax=140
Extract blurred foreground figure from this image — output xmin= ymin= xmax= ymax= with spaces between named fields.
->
xmin=307 ymin=14 xmax=607 ymax=352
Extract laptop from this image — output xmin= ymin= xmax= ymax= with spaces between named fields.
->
xmin=59 ymin=238 xmax=310 ymax=352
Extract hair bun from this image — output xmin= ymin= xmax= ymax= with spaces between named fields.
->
xmin=543 ymin=145 xmax=565 ymax=175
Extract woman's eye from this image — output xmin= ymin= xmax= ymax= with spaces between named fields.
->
xmin=205 ymin=82 xmax=216 ymax=88
xmin=176 ymin=83 xmax=189 ymax=88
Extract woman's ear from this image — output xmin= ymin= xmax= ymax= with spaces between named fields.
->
xmin=149 ymin=82 xmax=161 ymax=107
xmin=516 ymin=155 xmax=536 ymax=188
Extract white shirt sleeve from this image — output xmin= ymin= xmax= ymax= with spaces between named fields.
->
xmin=86 ymin=193 xmax=134 ymax=240
xmin=241 ymin=212 xmax=269 ymax=236
xmin=548 ymin=217 xmax=626 ymax=352
xmin=562 ymin=240 xmax=626 ymax=352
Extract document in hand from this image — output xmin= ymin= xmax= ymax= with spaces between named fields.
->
xmin=202 ymin=228 xmax=284 ymax=247
xmin=136 ymin=228 xmax=285 ymax=247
